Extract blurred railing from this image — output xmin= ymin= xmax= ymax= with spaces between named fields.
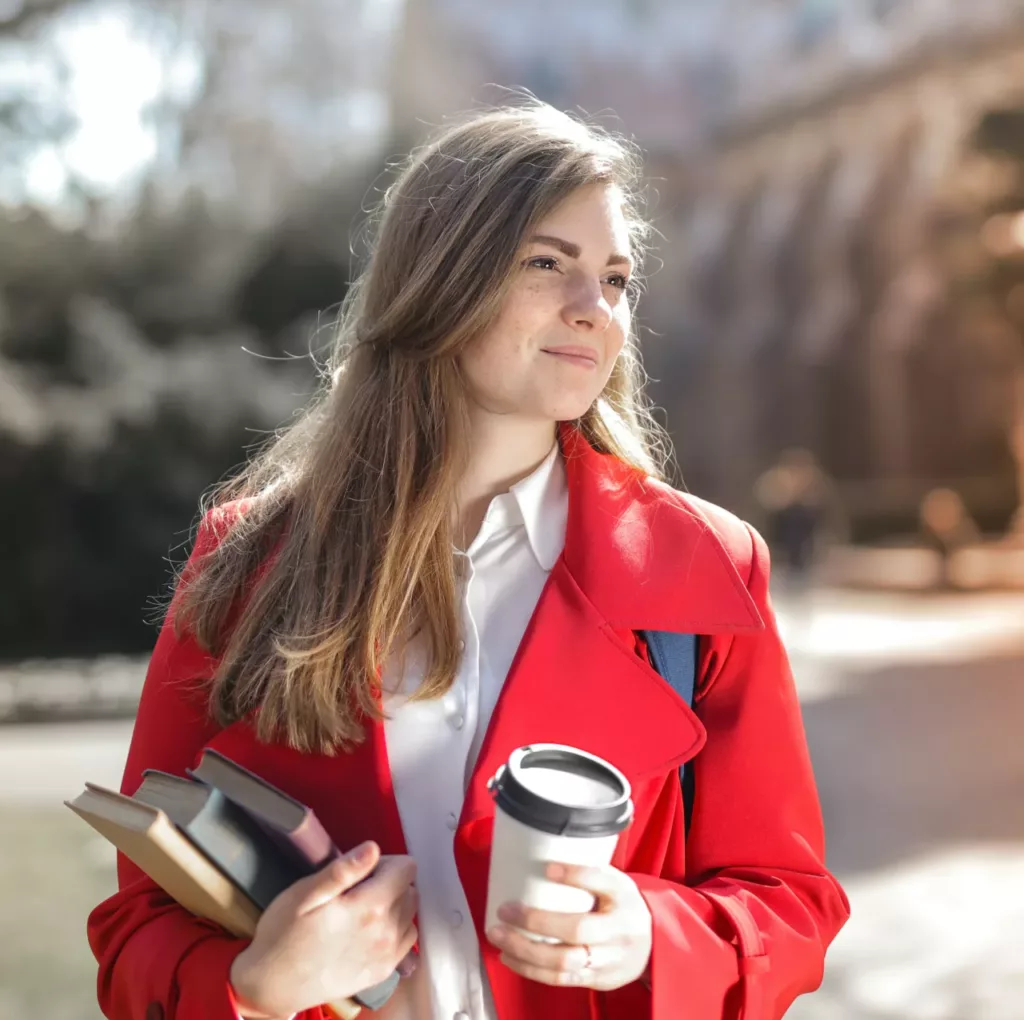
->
xmin=0 ymin=655 xmax=145 ymax=724
xmin=835 ymin=475 xmax=1019 ymax=534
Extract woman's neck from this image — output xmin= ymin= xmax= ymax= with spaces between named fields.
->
xmin=454 ymin=413 xmax=558 ymax=550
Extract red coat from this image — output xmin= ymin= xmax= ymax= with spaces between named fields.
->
xmin=87 ymin=426 xmax=850 ymax=1020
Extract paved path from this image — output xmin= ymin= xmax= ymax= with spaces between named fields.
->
xmin=0 ymin=719 xmax=134 ymax=806
xmin=777 ymin=589 xmax=1024 ymax=1020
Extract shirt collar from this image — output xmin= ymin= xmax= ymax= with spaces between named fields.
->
xmin=473 ymin=441 xmax=567 ymax=572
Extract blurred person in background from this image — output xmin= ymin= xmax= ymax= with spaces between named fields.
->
xmin=85 ymin=101 xmax=848 ymax=1020
xmin=918 ymin=487 xmax=980 ymax=589
xmin=754 ymin=447 xmax=843 ymax=591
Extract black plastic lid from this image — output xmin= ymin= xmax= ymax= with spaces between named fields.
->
xmin=487 ymin=744 xmax=633 ymax=838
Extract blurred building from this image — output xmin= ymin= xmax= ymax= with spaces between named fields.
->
xmin=390 ymin=0 xmax=1024 ymax=536
xmin=389 ymin=0 xmax=722 ymax=153
xmin=152 ymin=0 xmax=400 ymax=227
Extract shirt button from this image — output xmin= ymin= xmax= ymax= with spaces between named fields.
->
xmin=446 ymin=812 xmax=458 ymax=831
xmin=451 ymin=909 xmax=464 ymax=928
xmin=451 ymin=713 xmax=465 ymax=730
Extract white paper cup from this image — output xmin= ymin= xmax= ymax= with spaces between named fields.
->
xmin=485 ymin=744 xmax=633 ymax=943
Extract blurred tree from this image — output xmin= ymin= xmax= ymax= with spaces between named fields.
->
xmin=0 ymin=0 xmax=93 ymax=188
xmin=0 ymin=206 xmax=93 ymax=380
xmin=1 ymin=0 xmax=80 ymax=34
xmin=793 ymin=0 xmax=840 ymax=53
xmin=161 ymin=0 xmax=394 ymax=227
xmin=235 ymin=233 xmax=347 ymax=343
xmin=233 ymin=167 xmax=383 ymax=349
xmin=0 ymin=0 xmax=400 ymax=659
xmin=91 ymin=183 xmax=253 ymax=347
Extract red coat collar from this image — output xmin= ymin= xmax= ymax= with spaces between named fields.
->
xmin=558 ymin=422 xmax=763 ymax=635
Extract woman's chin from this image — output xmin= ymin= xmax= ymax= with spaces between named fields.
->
xmin=478 ymin=389 xmax=599 ymax=424
xmin=535 ymin=392 xmax=602 ymax=423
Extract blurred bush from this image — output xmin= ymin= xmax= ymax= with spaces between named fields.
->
xmin=0 ymin=177 xmax=380 ymax=659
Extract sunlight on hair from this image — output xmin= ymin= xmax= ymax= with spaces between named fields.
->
xmin=594 ymin=397 xmax=658 ymax=477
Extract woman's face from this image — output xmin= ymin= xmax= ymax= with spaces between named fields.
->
xmin=460 ymin=182 xmax=634 ymax=424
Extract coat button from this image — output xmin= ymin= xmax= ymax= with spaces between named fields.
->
xmin=450 ymin=909 xmax=464 ymax=928
xmin=446 ymin=812 xmax=458 ymax=831
xmin=451 ymin=713 xmax=465 ymax=731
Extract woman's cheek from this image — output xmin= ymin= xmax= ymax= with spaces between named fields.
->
xmin=605 ymin=321 xmax=628 ymax=367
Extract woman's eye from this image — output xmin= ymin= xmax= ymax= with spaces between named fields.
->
xmin=524 ymin=257 xmax=628 ymax=290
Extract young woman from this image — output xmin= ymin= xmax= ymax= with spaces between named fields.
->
xmin=87 ymin=102 xmax=850 ymax=1020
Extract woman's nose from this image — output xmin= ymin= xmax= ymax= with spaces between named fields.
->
xmin=560 ymin=280 xmax=612 ymax=332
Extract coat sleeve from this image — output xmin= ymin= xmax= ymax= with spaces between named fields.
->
xmin=629 ymin=523 xmax=850 ymax=1020
xmin=86 ymin=507 xmax=324 ymax=1020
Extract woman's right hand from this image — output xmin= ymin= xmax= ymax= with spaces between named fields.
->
xmin=229 ymin=841 xmax=419 ymax=1019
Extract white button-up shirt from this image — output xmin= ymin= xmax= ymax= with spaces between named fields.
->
xmin=377 ymin=442 xmax=568 ymax=1020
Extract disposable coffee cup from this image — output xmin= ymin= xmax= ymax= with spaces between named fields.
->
xmin=485 ymin=744 xmax=633 ymax=944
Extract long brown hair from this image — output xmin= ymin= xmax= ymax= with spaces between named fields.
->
xmin=173 ymin=100 xmax=672 ymax=753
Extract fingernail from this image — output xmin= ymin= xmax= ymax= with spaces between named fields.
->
xmin=496 ymin=904 xmax=515 ymax=922
xmin=398 ymin=957 xmax=418 ymax=977
xmin=351 ymin=841 xmax=373 ymax=863
xmin=487 ymin=925 xmax=506 ymax=943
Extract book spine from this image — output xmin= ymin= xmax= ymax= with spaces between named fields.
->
xmin=184 ymin=788 xmax=306 ymax=910
xmin=250 ymin=814 xmax=340 ymax=873
xmin=288 ymin=817 xmax=340 ymax=869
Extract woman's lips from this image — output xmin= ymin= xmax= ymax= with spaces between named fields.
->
xmin=541 ymin=346 xmax=599 ymax=368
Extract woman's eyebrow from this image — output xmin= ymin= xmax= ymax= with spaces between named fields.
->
xmin=528 ymin=234 xmax=633 ymax=271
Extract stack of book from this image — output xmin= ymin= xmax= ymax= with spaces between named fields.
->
xmin=66 ymin=749 xmax=401 ymax=1018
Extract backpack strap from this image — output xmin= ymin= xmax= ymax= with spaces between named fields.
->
xmin=639 ymin=630 xmax=698 ymax=836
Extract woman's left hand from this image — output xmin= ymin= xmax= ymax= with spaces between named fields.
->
xmin=485 ymin=862 xmax=653 ymax=991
